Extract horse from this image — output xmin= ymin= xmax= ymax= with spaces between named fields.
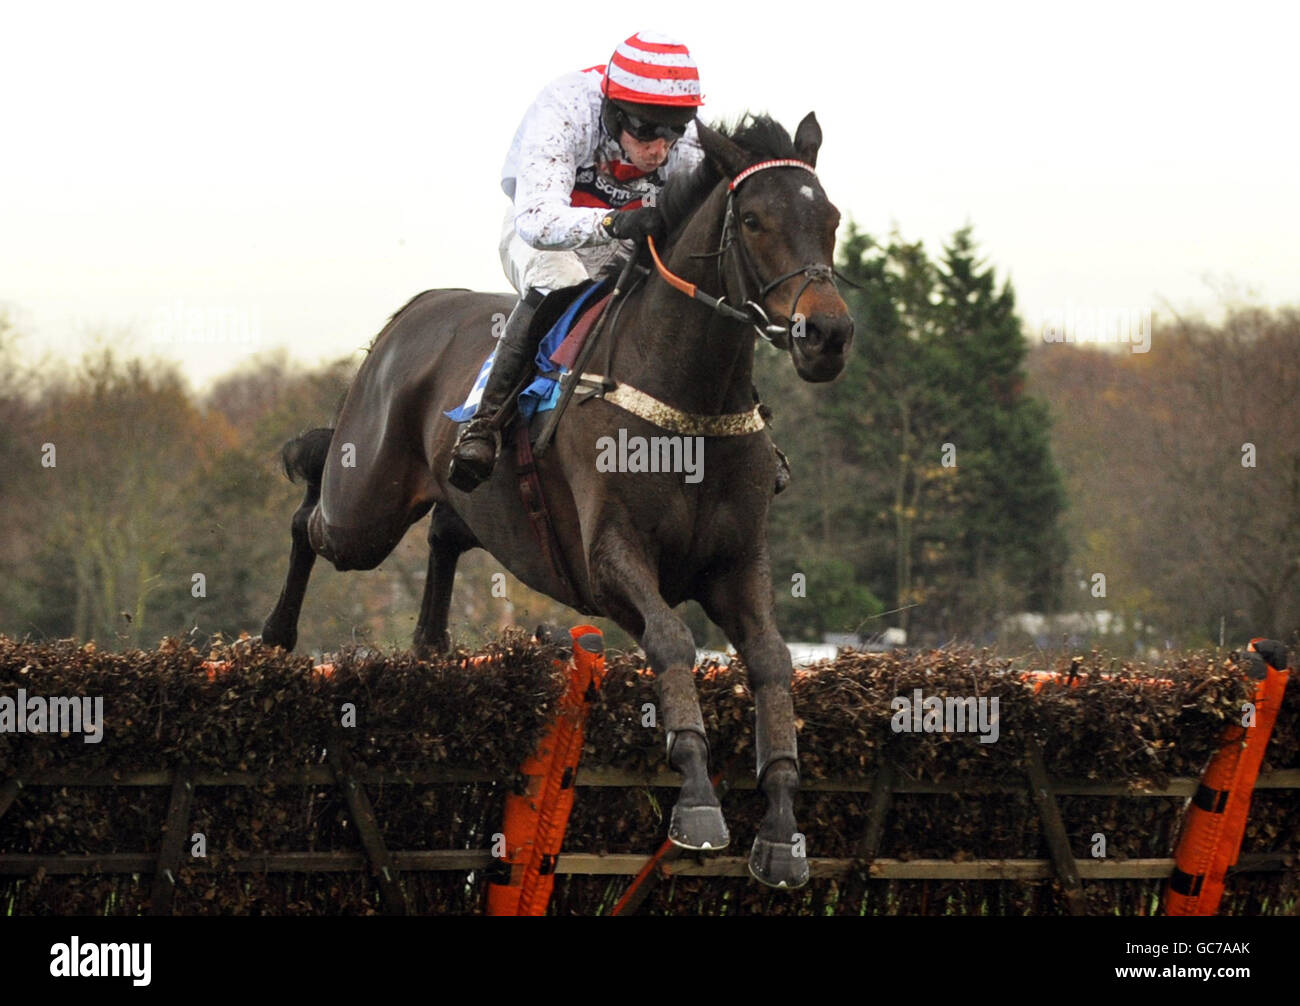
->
xmin=261 ymin=112 xmax=855 ymax=888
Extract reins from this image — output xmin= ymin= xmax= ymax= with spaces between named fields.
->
xmin=646 ymin=157 xmax=858 ymax=343
xmin=646 ymin=234 xmax=770 ymax=333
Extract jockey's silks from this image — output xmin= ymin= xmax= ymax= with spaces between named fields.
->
xmin=501 ymin=67 xmax=704 ymax=252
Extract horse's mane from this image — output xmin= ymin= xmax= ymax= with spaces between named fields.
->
xmin=659 ymin=113 xmax=799 ymax=233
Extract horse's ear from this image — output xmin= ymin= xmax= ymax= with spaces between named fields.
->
xmin=697 ymin=122 xmax=749 ymax=180
xmin=794 ymin=112 xmax=822 ymax=168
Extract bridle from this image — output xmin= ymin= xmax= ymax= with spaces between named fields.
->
xmin=646 ymin=158 xmax=855 ymax=344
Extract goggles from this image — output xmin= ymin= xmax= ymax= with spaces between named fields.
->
xmin=618 ymin=109 xmax=689 ymax=143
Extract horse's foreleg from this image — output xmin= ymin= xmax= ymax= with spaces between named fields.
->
xmin=591 ymin=537 xmax=729 ymax=851
xmin=413 ymin=504 xmax=477 ymax=657
xmin=261 ymin=488 xmax=320 ymax=653
xmin=701 ymin=566 xmax=807 ymax=888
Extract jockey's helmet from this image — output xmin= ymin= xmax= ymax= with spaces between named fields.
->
xmin=600 ymin=32 xmax=702 ymax=143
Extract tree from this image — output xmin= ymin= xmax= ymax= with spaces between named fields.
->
xmin=23 ymin=349 xmax=226 ymax=647
xmin=760 ymin=223 xmax=1068 ymax=645
xmin=926 ymin=227 xmax=1068 ymax=637
xmin=1029 ymin=306 xmax=1300 ymax=646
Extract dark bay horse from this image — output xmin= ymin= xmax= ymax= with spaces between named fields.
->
xmin=262 ymin=113 xmax=854 ymax=887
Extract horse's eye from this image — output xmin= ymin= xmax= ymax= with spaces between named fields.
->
xmin=742 ymin=213 xmax=761 ymax=231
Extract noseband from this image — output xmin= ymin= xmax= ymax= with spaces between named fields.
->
xmin=647 ymin=158 xmax=851 ymax=343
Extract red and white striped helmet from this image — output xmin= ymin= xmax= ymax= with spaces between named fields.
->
xmin=601 ymin=31 xmax=703 ymax=108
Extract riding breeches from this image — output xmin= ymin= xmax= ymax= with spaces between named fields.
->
xmin=498 ymin=206 xmax=629 ymax=296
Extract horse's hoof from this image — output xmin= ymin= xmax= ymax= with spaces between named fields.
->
xmin=259 ymin=628 xmax=294 ymax=652
xmin=668 ymin=804 xmax=730 ymax=851
xmin=748 ymin=836 xmax=810 ymax=889
xmin=413 ymin=629 xmax=451 ymax=660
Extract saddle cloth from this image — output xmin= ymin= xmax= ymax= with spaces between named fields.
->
xmin=445 ymin=280 xmax=612 ymax=424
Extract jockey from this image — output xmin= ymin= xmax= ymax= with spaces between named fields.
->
xmin=448 ymin=31 xmax=701 ymax=492
xmin=448 ymin=31 xmax=791 ymax=496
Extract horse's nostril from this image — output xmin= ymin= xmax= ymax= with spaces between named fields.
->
xmin=801 ymin=316 xmax=853 ymax=354
xmin=827 ymin=317 xmax=854 ymax=353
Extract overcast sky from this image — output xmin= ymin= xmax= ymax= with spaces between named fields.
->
xmin=2 ymin=0 xmax=1297 ymax=392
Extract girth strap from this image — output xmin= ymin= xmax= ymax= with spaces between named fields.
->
xmin=577 ymin=373 xmax=767 ymax=437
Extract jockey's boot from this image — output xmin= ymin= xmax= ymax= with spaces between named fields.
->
xmin=447 ymin=293 xmax=541 ymax=492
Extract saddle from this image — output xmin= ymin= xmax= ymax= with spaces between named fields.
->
xmin=515 ymin=279 xmax=613 ymax=424
xmin=528 ymin=280 xmax=602 ymax=353
xmin=443 ymin=279 xmax=612 ymax=430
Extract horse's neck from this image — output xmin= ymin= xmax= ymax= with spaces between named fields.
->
xmin=610 ymin=189 xmax=756 ymax=417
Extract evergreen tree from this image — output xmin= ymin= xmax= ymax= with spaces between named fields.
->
xmin=762 ymin=222 xmax=1068 ymax=644
xmin=930 ymin=227 xmax=1067 ymax=636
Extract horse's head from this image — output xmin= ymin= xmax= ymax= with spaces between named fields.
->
xmin=696 ymin=113 xmax=855 ymax=383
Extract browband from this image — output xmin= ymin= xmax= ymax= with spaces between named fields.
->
xmin=729 ymin=158 xmax=816 ymax=191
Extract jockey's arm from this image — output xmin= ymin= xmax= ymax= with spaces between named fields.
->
xmin=506 ymin=87 xmax=613 ymax=252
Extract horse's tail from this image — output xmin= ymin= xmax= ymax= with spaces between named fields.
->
xmin=280 ymin=427 xmax=333 ymax=486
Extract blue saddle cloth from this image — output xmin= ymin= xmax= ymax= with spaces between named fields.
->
xmin=445 ymin=281 xmax=608 ymax=424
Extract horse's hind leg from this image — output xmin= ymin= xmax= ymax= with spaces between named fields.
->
xmin=261 ymin=428 xmax=333 ymax=652
xmin=591 ymin=536 xmax=729 ymax=851
xmin=701 ymin=565 xmax=807 ymax=889
xmin=413 ymin=504 xmax=479 ymax=658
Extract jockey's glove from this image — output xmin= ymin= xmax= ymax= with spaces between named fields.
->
xmin=601 ymin=207 xmax=668 ymax=245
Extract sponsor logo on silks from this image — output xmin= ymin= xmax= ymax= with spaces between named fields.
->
xmin=890 ymin=689 xmax=1000 ymax=744
xmin=595 ymin=429 xmax=704 ymax=484
xmin=49 ymin=938 xmax=151 ymax=986
xmin=569 ymin=163 xmax=663 ymax=210
xmin=0 ymin=691 xmax=104 ymax=744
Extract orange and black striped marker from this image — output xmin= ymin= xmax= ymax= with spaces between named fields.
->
xmin=1165 ymin=638 xmax=1290 ymax=915
xmin=487 ymin=625 xmax=605 ymax=916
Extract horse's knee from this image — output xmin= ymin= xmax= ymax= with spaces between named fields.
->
xmin=641 ymin=611 xmax=695 ymax=673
